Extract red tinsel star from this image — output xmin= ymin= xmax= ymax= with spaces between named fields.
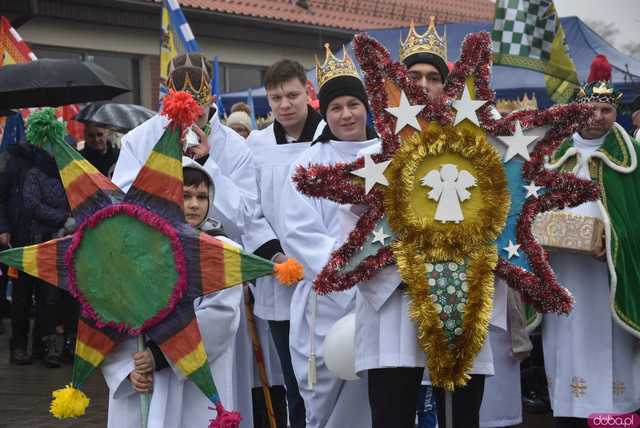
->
xmin=293 ymin=31 xmax=599 ymax=314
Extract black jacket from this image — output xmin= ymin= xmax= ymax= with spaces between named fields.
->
xmin=0 ymin=142 xmax=38 ymax=246
xmin=79 ymin=142 xmax=120 ymax=177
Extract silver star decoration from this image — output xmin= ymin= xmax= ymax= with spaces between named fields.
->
xmin=497 ymin=121 xmax=539 ymax=162
xmin=351 ymin=153 xmax=391 ymax=194
xmin=523 ymin=181 xmax=543 ymax=198
xmin=371 ymin=226 xmax=390 ymax=246
xmin=503 ymin=240 xmax=521 ymax=259
xmin=451 ymin=84 xmax=488 ymax=127
xmin=384 ymin=90 xmax=425 ymax=134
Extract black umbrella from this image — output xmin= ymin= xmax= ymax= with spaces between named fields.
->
xmin=75 ymin=102 xmax=156 ymax=133
xmin=0 ymin=59 xmax=130 ymax=109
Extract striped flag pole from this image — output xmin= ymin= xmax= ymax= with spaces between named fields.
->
xmin=163 ymin=0 xmax=199 ymax=51
xmin=213 ymin=56 xmax=225 ymax=118
xmin=159 ymin=0 xmax=200 ymax=104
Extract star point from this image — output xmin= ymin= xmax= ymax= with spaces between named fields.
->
xmin=497 ymin=121 xmax=539 ymax=162
xmin=523 ymin=181 xmax=543 ymax=198
xmin=371 ymin=226 xmax=390 ymax=245
xmin=384 ymin=90 xmax=425 ymax=134
xmin=451 ymin=84 xmax=488 ymax=127
xmin=351 ymin=154 xmax=391 ymax=194
xmin=503 ymin=240 xmax=521 ymax=259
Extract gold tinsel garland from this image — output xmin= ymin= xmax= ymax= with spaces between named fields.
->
xmin=384 ymin=125 xmax=510 ymax=260
xmin=385 ymin=123 xmax=507 ymax=388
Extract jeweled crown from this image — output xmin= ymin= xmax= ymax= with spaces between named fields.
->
xmin=167 ymin=54 xmax=212 ymax=106
xmin=400 ymin=16 xmax=447 ymax=64
xmin=315 ymin=43 xmax=360 ymax=89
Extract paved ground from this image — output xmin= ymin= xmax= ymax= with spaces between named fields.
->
xmin=0 ymin=318 xmax=554 ymax=428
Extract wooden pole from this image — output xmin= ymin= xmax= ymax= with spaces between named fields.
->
xmin=243 ymin=286 xmax=278 ymax=428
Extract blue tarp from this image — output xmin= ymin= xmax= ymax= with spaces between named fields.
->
xmin=221 ymin=17 xmax=640 ymax=117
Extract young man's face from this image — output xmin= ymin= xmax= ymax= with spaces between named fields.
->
xmin=85 ymin=125 xmax=109 ymax=153
xmin=266 ymin=78 xmax=309 ymax=132
xmin=408 ymin=63 xmax=444 ymax=99
xmin=326 ymin=95 xmax=368 ymax=142
xmin=580 ymin=102 xmax=617 ymax=140
xmin=183 ymin=182 xmax=209 ymax=227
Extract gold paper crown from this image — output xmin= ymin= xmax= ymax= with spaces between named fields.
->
xmin=496 ymin=93 xmax=538 ymax=113
xmin=400 ymin=17 xmax=447 ymax=64
xmin=167 ymin=55 xmax=212 ymax=106
xmin=315 ymin=43 xmax=360 ymax=89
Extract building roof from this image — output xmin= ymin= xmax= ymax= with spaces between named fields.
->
xmin=155 ymin=0 xmax=495 ymax=31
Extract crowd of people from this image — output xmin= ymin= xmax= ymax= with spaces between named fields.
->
xmin=1 ymin=16 xmax=640 ymax=428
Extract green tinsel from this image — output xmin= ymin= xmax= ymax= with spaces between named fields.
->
xmin=25 ymin=107 xmax=66 ymax=149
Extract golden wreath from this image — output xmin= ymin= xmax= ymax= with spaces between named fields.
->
xmin=384 ymin=123 xmax=510 ymax=260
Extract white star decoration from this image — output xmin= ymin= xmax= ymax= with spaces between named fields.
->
xmin=384 ymin=90 xmax=425 ymax=134
xmin=523 ymin=181 xmax=542 ymax=198
xmin=371 ymin=226 xmax=390 ymax=245
xmin=497 ymin=121 xmax=539 ymax=162
xmin=451 ymin=84 xmax=488 ymax=127
xmin=503 ymin=240 xmax=521 ymax=259
xmin=351 ymin=153 xmax=391 ymax=194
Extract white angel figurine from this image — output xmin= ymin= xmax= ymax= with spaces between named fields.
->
xmin=420 ymin=163 xmax=477 ymax=223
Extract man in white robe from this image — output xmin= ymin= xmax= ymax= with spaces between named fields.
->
xmin=281 ymin=53 xmax=376 ymax=428
xmin=400 ymin=18 xmax=497 ymax=428
xmin=245 ymin=58 xmax=325 ymax=428
xmin=542 ymin=55 xmax=640 ymax=428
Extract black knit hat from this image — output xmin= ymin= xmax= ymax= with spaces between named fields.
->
xmin=402 ymin=52 xmax=449 ymax=83
xmin=318 ymin=75 xmax=369 ymax=119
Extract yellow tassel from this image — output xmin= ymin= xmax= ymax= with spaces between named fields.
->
xmin=274 ymin=258 xmax=304 ymax=286
xmin=50 ymin=384 xmax=90 ymax=419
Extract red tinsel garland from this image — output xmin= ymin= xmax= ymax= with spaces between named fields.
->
xmin=293 ymin=31 xmax=597 ymax=315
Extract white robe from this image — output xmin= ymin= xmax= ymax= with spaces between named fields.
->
xmin=245 ymin=123 xmax=322 ymax=321
xmin=543 ymin=132 xmax=640 ymax=418
xmin=480 ymin=325 xmax=523 ymax=427
xmin=480 ymin=282 xmax=528 ymax=427
xmin=101 ymin=272 xmax=243 ymax=428
xmin=281 ymin=139 xmax=377 ymax=428
xmin=354 ymin=142 xmax=495 ymax=376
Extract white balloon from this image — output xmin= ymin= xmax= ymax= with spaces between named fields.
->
xmin=323 ymin=313 xmax=359 ymax=381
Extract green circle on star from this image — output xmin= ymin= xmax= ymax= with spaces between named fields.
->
xmin=74 ymin=214 xmax=179 ymax=330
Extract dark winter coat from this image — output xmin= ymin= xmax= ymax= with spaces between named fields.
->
xmin=0 ymin=141 xmax=38 ymax=246
xmin=79 ymin=142 xmax=119 ymax=177
xmin=22 ymin=151 xmax=70 ymax=243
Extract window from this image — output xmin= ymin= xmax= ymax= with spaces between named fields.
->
xmin=32 ymin=45 xmax=140 ymax=104
xmin=220 ymin=63 xmax=266 ymax=93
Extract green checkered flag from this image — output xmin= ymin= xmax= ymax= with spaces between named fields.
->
xmin=492 ymin=0 xmax=579 ymax=103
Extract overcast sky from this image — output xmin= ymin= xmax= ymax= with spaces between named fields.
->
xmin=553 ymin=0 xmax=639 ymax=48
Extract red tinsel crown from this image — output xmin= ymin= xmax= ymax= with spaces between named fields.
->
xmin=161 ymin=90 xmax=204 ymax=129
